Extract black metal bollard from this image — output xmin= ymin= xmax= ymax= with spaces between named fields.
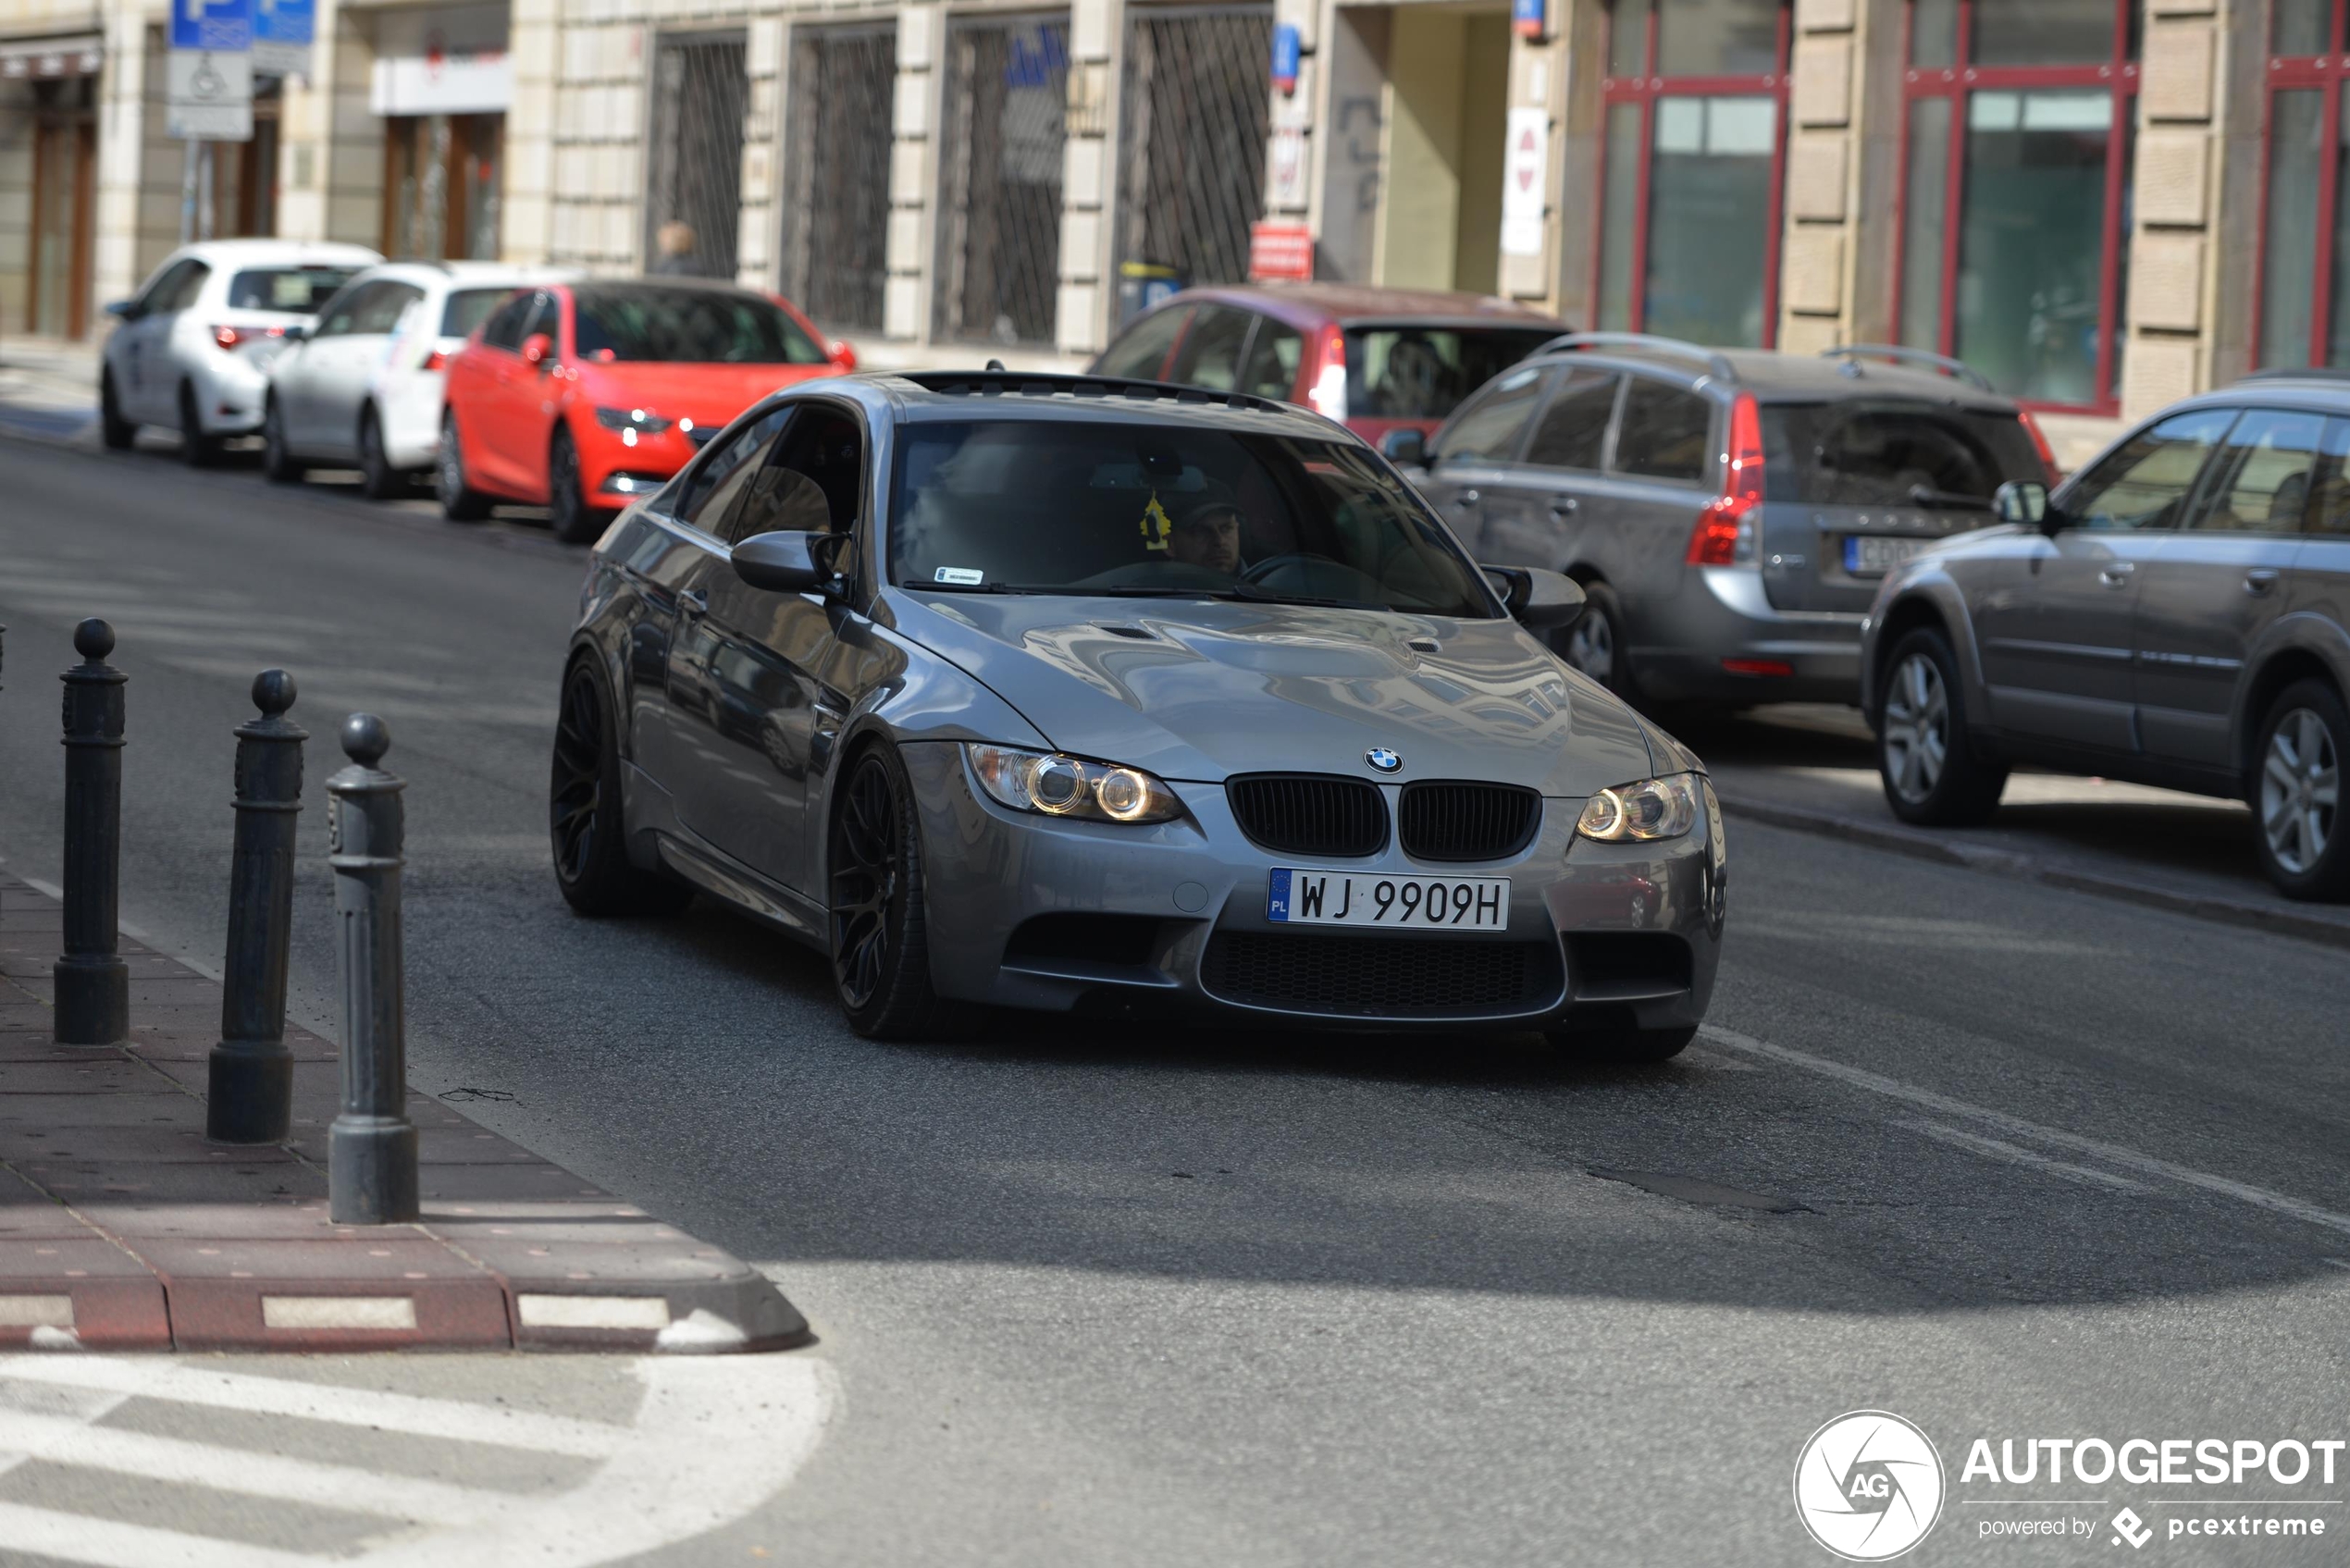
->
xmin=55 ymin=619 xmax=129 ymax=1045
xmin=326 ymin=713 xmax=419 ymax=1223
xmin=205 ymin=671 xmax=307 ymax=1144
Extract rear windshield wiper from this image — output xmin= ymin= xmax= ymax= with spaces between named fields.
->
xmin=1908 ymin=485 xmax=1995 ymax=511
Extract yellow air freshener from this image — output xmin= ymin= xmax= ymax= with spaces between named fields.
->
xmin=1140 ymin=491 xmax=1173 ymax=552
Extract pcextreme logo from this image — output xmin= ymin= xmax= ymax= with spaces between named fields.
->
xmin=1794 ymin=1410 xmax=1948 ymax=1562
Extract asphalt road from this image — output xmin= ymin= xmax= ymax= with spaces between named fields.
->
xmin=3 ymin=437 xmax=2347 ymax=1566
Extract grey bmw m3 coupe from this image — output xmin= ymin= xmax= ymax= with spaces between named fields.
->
xmin=550 ymin=371 xmax=1726 ymax=1059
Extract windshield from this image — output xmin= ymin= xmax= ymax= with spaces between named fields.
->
xmin=229 ymin=266 xmax=361 ymax=313
xmin=889 ymin=420 xmax=1499 ymax=616
xmin=441 ymin=287 xmax=514 ymax=340
xmin=1764 ymin=402 xmax=2047 ymax=507
xmin=1343 ymin=327 xmax=1558 ymax=421
xmin=572 ymin=286 xmax=830 ymax=364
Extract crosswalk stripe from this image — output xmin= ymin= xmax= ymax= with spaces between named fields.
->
xmin=0 ymin=1359 xmax=627 ymax=1460
xmin=0 ymin=1501 xmax=328 ymax=1568
xmin=0 ymin=1408 xmax=522 ymax=1525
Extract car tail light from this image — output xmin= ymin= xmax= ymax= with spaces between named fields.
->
xmin=1688 ymin=391 xmax=1764 ymax=567
xmin=212 ymin=324 xmax=283 ymax=352
xmin=1305 ymin=324 xmax=1346 ymax=420
xmin=2018 ymin=407 xmax=2060 ymax=481
xmin=1721 ymin=658 xmax=1795 ymax=678
xmin=422 ymin=349 xmax=449 ymax=372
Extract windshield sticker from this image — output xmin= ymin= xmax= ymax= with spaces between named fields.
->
xmin=1140 ymin=491 xmax=1173 ymax=552
xmin=934 ymin=567 xmax=985 ymax=586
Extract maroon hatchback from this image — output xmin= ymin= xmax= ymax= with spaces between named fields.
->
xmin=1090 ymin=283 xmax=1565 ymax=447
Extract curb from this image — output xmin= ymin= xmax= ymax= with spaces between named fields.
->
xmin=1715 ymin=792 xmax=2350 ymax=954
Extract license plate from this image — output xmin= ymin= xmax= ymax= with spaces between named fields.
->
xmin=1268 ymin=869 xmax=1509 ymax=931
xmin=1845 ymin=535 xmax=1930 ymax=575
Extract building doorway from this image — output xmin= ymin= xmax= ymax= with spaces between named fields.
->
xmin=1372 ymin=4 xmax=1508 ymax=295
xmin=28 ymin=88 xmax=96 ymax=339
xmin=384 ymin=112 xmax=503 ymax=261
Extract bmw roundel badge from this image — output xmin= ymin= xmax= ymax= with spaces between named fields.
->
xmin=1366 ymin=747 xmax=1403 ymax=773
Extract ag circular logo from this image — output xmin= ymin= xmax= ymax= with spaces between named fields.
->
xmin=1793 ymin=1410 xmax=1945 ymax=1561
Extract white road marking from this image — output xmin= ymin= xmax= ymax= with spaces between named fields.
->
xmin=1895 ymin=1118 xmax=2156 ymax=1195
xmin=1701 ymin=1023 xmax=2350 ymax=1239
xmin=0 ymin=1354 xmax=836 ymax=1567
xmin=0 ymin=1407 xmax=511 ymax=1524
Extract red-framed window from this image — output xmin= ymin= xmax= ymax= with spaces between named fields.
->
xmin=1593 ymin=0 xmax=1791 ymax=349
xmin=2257 ymin=1 xmax=2350 ymax=368
xmin=1894 ymin=0 xmax=2139 ymax=414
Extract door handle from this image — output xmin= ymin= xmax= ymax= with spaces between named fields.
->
xmin=1549 ymin=495 xmax=1578 ymax=516
xmin=2244 ymin=568 xmax=2281 ymax=596
xmin=1456 ymin=488 xmax=1480 ymax=506
xmin=677 ymin=587 xmax=709 ymax=617
xmin=2098 ymin=564 xmax=2135 ymax=587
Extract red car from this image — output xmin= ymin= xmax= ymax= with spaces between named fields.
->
xmin=1089 ymin=283 xmax=1565 ymax=448
xmin=438 ymin=278 xmax=855 ymax=542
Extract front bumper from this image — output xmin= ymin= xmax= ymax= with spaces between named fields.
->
xmin=1631 ymin=567 xmax=1865 ymax=707
xmin=902 ymin=743 xmax=1725 ymax=1031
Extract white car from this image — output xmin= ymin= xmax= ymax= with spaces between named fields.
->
xmin=261 ymin=262 xmax=578 ymax=499
xmin=100 ymin=240 xmax=383 ymax=465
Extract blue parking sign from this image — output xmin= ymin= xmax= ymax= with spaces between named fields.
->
xmin=170 ymin=0 xmax=254 ymax=54
xmin=255 ymin=0 xmax=313 ymax=48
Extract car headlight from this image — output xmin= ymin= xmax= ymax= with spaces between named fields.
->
xmin=963 ymin=744 xmax=1184 ymax=824
xmin=594 ymin=406 xmax=674 ymax=435
xmin=1576 ymin=772 xmax=1702 ymax=843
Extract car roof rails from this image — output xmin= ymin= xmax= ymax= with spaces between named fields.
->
xmin=2239 ymin=365 xmax=2350 ymax=384
xmin=1531 ymin=332 xmax=1739 ymax=383
xmin=1821 ymin=343 xmax=1996 ymax=392
xmin=897 ymin=369 xmax=1295 ymax=416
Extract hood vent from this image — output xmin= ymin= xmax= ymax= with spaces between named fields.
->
xmin=1095 ymin=623 xmax=1156 ymax=640
xmin=1226 ymin=773 xmax=1388 ymax=859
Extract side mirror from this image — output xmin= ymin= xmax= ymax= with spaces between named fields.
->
xmin=1484 ymin=564 xmax=1586 ymax=632
xmin=104 ymin=300 xmax=136 ymax=320
xmin=829 ymin=340 xmax=859 ymax=372
xmin=1380 ymin=428 xmax=1428 ymax=467
xmin=731 ymin=530 xmax=837 ymax=596
xmin=521 ymin=332 xmax=554 ymax=370
xmin=1993 ymin=479 xmax=2051 ymax=529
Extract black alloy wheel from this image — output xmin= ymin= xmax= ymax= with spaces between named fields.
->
xmin=261 ymin=397 xmax=303 ymax=483
xmin=550 ymin=658 xmax=691 ymax=917
xmin=178 ymin=383 xmax=219 ymax=468
xmin=357 ymin=407 xmax=402 ymax=500
xmin=828 ymin=745 xmax=956 ymax=1039
xmin=99 ymin=371 xmax=135 ymax=451
xmin=549 ymin=426 xmax=607 ymax=545
xmin=438 ymin=411 xmax=491 ymax=521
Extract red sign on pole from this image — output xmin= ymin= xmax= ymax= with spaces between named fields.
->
xmin=1248 ymin=222 xmax=1314 ymax=282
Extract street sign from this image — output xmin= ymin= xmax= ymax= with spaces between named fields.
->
xmin=1501 ymin=107 xmax=1547 ymax=257
xmin=253 ymin=0 xmax=314 ymax=78
xmin=1512 ymin=0 xmax=1546 ymax=40
xmin=168 ymin=47 xmax=253 ymax=141
xmin=170 ymin=0 xmax=254 ymax=54
xmin=1248 ymin=221 xmax=1314 ymax=282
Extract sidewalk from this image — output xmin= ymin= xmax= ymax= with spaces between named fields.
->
xmin=0 ymin=870 xmax=808 ymax=1353
xmin=0 ymin=338 xmax=98 ymax=445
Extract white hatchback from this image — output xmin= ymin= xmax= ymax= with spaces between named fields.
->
xmin=262 ymin=262 xmax=578 ymax=498
xmin=100 ymin=240 xmax=383 ymax=465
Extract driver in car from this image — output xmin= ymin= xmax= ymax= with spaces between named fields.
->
xmin=1167 ymin=496 xmax=1245 ymax=575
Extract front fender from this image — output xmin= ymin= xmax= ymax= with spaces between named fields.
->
xmin=1861 ymin=569 xmax=1985 ymax=730
xmin=2232 ymin=610 xmax=2350 ymax=776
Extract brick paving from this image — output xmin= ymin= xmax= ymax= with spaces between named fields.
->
xmin=0 ymin=871 xmax=806 ymax=1353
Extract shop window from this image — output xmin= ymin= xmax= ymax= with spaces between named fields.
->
xmin=1896 ymin=0 xmax=2137 ymax=412
xmin=2254 ymin=2 xmax=2350 ymax=369
xmin=1595 ymin=0 xmax=1790 ymax=350
xmin=385 ymin=114 xmax=503 ymax=262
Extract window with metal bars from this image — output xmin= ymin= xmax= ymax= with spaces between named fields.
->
xmin=645 ymin=33 xmax=748 ymax=281
xmin=1116 ymin=5 xmax=1274 ymax=294
xmin=934 ymin=13 xmax=1070 ymax=345
xmin=783 ymin=23 xmax=896 ymax=334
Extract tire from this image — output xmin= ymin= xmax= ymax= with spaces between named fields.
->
xmin=1549 ymin=1022 xmax=1697 ymax=1065
xmin=548 ymin=426 xmax=609 ymax=545
xmin=828 ymin=743 xmax=959 ymax=1041
xmin=1876 ymin=626 xmax=2007 ymax=827
xmin=357 ymin=406 xmax=403 ymax=500
xmin=550 ymin=657 xmax=693 ymax=918
xmin=178 ymin=383 xmax=219 ymax=468
xmin=437 ymin=410 xmax=492 ymax=522
xmin=98 ymin=371 xmax=135 ymax=451
xmin=2250 ymin=678 xmax=2350 ymax=902
xmin=1554 ymin=580 xmax=1639 ymax=703
xmin=260 ymin=396 xmax=304 ymax=483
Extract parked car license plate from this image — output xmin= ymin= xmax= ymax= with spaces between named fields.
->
xmin=1268 ymin=869 xmax=1509 ymax=931
xmin=1845 ymin=535 xmax=1930 ymax=575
